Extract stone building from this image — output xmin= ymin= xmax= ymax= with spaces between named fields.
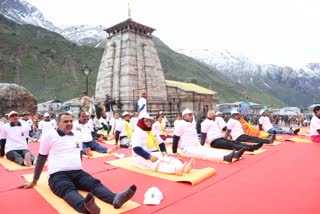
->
xmin=95 ymin=18 xmax=217 ymax=120
xmin=95 ymin=18 xmax=167 ymax=112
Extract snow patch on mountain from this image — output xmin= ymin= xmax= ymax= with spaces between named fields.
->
xmin=0 ymin=0 xmax=107 ymax=46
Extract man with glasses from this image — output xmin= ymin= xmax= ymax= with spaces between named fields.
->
xmin=0 ymin=111 xmax=36 ymax=166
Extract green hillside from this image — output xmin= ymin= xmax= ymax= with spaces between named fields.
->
xmin=0 ymin=15 xmax=103 ymax=102
xmin=0 ymin=15 xmax=285 ymax=107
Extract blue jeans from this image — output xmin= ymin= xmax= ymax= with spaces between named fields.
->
xmin=48 ymin=170 xmax=116 ymax=213
xmin=82 ymin=140 xmax=107 ymax=154
xmin=267 ymin=127 xmax=292 ymax=134
xmin=6 ymin=149 xmax=35 ymax=166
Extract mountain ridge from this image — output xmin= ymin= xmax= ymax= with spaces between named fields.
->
xmin=0 ymin=14 xmax=286 ymax=107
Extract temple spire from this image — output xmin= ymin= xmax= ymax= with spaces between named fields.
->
xmin=128 ymin=2 xmax=132 ymax=19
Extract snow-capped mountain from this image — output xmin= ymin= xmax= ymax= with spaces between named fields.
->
xmin=0 ymin=0 xmax=106 ymax=46
xmin=0 ymin=0 xmax=59 ymax=32
xmin=59 ymin=25 xmax=107 ymax=46
xmin=177 ymin=48 xmax=320 ymax=106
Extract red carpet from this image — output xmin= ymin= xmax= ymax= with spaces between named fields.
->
xmin=0 ymin=138 xmax=319 ymax=213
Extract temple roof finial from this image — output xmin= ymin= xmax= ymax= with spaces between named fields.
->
xmin=128 ymin=2 xmax=132 ymax=19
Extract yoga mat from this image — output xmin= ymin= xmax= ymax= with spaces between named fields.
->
xmin=287 ymin=137 xmax=313 ymax=144
xmin=105 ymin=157 xmax=216 ymax=185
xmin=276 ymin=135 xmax=283 ymax=139
xmin=267 ymin=140 xmax=281 ymax=146
xmin=23 ymin=173 xmax=140 ymax=214
xmin=0 ymin=158 xmax=36 ymax=171
xmin=83 ymin=151 xmax=114 ymax=159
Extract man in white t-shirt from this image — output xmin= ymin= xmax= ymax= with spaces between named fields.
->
xmin=18 ymin=112 xmax=137 ymax=214
xmin=108 ymin=112 xmax=122 ymax=135
xmin=215 ymin=111 xmax=227 ymax=131
xmin=115 ymin=112 xmax=133 ymax=148
xmin=203 ymin=111 xmax=262 ymax=152
xmin=259 ymin=109 xmax=300 ymax=134
xmin=19 ymin=112 xmax=34 ymax=137
xmin=225 ymin=110 xmax=275 ymax=144
xmin=99 ymin=111 xmax=109 ymax=130
xmin=172 ymin=109 xmax=245 ymax=162
xmin=310 ymin=106 xmax=320 ymax=143
xmin=0 ymin=111 xmax=36 ymax=166
xmin=35 ymin=112 xmax=56 ymax=140
xmin=73 ymin=111 xmax=117 ymax=156
xmin=137 ymin=92 xmax=147 ymax=113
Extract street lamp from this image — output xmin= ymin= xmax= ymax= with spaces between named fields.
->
xmin=82 ymin=64 xmax=92 ymax=95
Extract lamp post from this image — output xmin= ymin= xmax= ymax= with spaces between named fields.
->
xmin=82 ymin=64 xmax=92 ymax=95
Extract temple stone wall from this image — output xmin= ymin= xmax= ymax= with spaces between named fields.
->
xmin=95 ymin=30 xmax=167 ymax=113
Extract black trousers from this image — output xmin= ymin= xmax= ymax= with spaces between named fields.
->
xmin=236 ymin=134 xmax=269 ymax=144
xmin=49 ymin=170 xmax=116 ymax=213
xmin=6 ymin=149 xmax=35 ymax=166
xmin=210 ymin=138 xmax=249 ymax=151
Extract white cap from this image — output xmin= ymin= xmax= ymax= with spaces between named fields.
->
xmin=259 ymin=109 xmax=267 ymax=115
xmin=122 ymin=112 xmax=130 ymax=117
xmin=8 ymin=111 xmax=18 ymax=118
xmin=182 ymin=108 xmax=193 ymax=116
xmin=138 ymin=112 xmax=153 ymax=120
xmin=159 ymin=111 xmax=163 ymax=114
xmin=216 ymin=111 xmax=222 ymax=115
xmin=44 ymin=112 xmax=50 ymax=117
xmin=143 ymin=187 xmax=163 ymax=205
xmin=230 ymin=110 xmax=240 ymax=115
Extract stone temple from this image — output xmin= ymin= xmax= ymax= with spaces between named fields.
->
xmin=95 ymin=18 xmax=217 ymax=120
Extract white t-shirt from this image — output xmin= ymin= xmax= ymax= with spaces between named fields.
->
xmin=132 ymin=126 xmax=163 ymax=156
xmin=201 ymin=118 xmax=212 ymax=133
xmin=109 ymin=118 xmax=122 ymax=134
xmin=0 ymin=121 xmax=4 ymax=139
xmin=116 ymin=120 xmax=131 ymax=137
xmin=72 ymin=120 xmax=93 ymax=142
xmin=1 ymin=122 xmax=29 ymax=153
xmin=215 ymin=116 xmax=227 ymax=130
xmin=152 ymin=121 xmax=163 ymax=136
xmin=174 ymin=120 xmax=182 ymax=130
xmin=38 ymin=120 xmax=56 ymax=134
xmin=310 ymin=116 xmax=320 ymax=136
xmin=207 ymin=121 xmax=223 ymax=142
xmin=162 ymin=116 xmax=169 ymax=127
xmin=174 ymin=120 xmax=201 ymax=148
xmin=40 ymin=130 xmax=82 ymax=175
xmin=226 ymin=118 xmax=244 ymax=140
xmin=258 ymin=116 xmax=273 ymax=132
xmin=99 ymin=117 xmax=109 ymax=125
xmin=131 ymin=117 xmax=138 ymax=126
xmin=19 ymin=119 xmax=33 ymax=131
xmin=137 ymin=97 xmax=147 ymax=113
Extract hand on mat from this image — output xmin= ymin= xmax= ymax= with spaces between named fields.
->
xmin=17 ymin=181 xmax=36 ymax=189
xmin=149 ymin=155 xmax=158 ymax=162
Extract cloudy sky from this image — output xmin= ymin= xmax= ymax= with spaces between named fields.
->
xmin=25 ymin=0 xmax=320 ymax=66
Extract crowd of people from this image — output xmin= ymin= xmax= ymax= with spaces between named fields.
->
xmin=1 ymin=91 xmax=319 ymax=213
